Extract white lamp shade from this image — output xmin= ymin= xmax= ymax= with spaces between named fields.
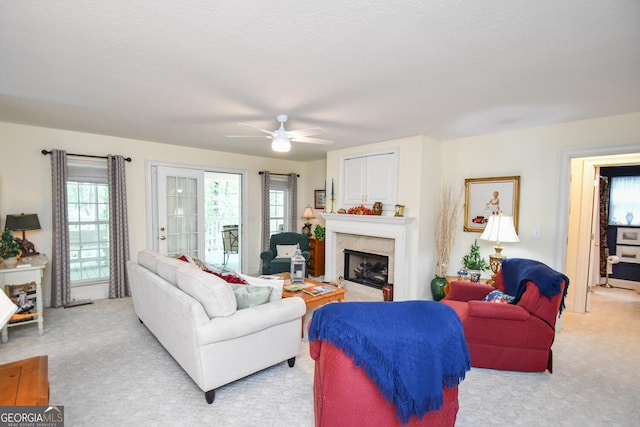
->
xmin=480 ymin=215 xmax=520 ymax=243
xmin=302 ymin=206 xmax=315 ymax=220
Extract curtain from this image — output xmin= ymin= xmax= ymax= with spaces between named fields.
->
xmin=50 ymin=150 xmax=71 ymax=307
xmin=599 ymin=175 xmax=610 ymax=277
xmin=108 ymin=155 xmax=130 ymax=298
xmin=260 ymin=171 xmax=271 ymax=251
xmin=288 ymin=173 xmax=298 ymax=232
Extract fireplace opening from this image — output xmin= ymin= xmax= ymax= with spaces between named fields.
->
xmin=343 ymin=249 xmax=389 ymax=289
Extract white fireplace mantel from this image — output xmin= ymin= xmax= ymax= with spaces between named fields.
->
xmin=321 ymin=213 xmax=414 ymax=300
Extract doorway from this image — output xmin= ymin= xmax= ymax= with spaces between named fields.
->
xmin=147 ymin=163 xmax=246 ymax=272
xmin=562 ymin=148 xmax=640 ymax=314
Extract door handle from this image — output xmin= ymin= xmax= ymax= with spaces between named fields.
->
xmin=160 ymin=236 xmax=166 ymax=241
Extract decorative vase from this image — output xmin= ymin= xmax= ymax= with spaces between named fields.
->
xmin=430 ymin=276 xmax=447 ymax=301
xmin=2 ymin=256 xmax=19 ymax=267
xmin=626 ymin=212 xmax=634 ymax=225
xmin=469 ymin=270 xmax=481 ymax=283
xmin=382 ymin=284 xmax=394 ymax=301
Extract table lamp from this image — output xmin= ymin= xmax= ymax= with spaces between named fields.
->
xmin=301 ymin=206 xmax=315 ymax=235
xmin=5 ymin=213 xmax=41 ymax=256
xmin=480 ymin=214 xmax=519 ymax=284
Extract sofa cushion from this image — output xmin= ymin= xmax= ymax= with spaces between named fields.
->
xmin=176 ymin=265 xmax=237 ymax=318
xmin=156 ymin=256 xmax=193 ymax=286
xmin=138 ymin=250 xmax=160 ymax=273
xmin=239 ymin=273 xmax=284 ymax=302
xmin=276 ymin=244 xmax=299 ymax=258
xmin=229 ymin=284 xmax=272 ymax=309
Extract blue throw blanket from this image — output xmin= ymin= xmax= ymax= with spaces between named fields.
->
xmin=501 ymin=258 xmax=570 ymax=313
xmin=308 ymin=301 xmax=470 ymax=424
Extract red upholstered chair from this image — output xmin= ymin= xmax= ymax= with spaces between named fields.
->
xmin=441 ymin=269 xmax=566 ymax=373
xmin=309 ymin=340 xmax=459 ymax=427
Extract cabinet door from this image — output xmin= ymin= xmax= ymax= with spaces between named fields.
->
xmin=343 ymin=157 xmax=367 ymax=204
xmin=365 ymin=153 xmax=396 ymax=204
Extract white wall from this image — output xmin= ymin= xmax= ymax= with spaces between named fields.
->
xmin=0 ymin=122 xmax=311 ymax=306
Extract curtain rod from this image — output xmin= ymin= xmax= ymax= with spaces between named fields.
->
xmin=41 ymin=149 xmax=132 ymax=162
xmin=258 ymin=171 xmax=299 ymax=177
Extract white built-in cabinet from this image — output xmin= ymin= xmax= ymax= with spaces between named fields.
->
xmin=341 ymin=149 xmax=398 ymax=210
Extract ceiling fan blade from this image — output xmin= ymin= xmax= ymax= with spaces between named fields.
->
xmin=226 ymin=134 xmax=272 ymax=139
xmin=286 ymin=127 xmax=327 ymax=138
xmin=290 ymin=136 xmax=334 ymax=145
xmin=237 ymin=122 xmax=274 ymax=135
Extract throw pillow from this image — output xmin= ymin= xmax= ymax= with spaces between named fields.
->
xmin=482 ymin=289 xmax=515 ymax=304
xmin=276 ymin=244 xmax=299 ymax=258
xmin=176 ymin=265 xmax=237 ymax=318
xmin=229 ymin=284 xmax=272 ymax=309
xmin=239 ymin=273 xmax=284 ymax=302
xmin=208 ymin=270 xmax=248 ymax=284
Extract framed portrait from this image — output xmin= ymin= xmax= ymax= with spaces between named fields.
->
xmin=464 ymin=176 xmax=520 ymax=233
xmin=314 ymin=189 xmax=325 ymax=210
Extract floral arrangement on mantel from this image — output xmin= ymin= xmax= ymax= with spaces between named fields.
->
xmin=434 ymin=181 xmax=463 ymax=277
xmin=347 ymin=205 xmax=374 ymax=215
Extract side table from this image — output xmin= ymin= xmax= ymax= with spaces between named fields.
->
xmin=1 ymin=255 xmax=48 ymax=343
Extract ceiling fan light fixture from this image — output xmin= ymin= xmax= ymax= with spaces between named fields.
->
xmin=271 ymin=135 xmax=291 ymax=152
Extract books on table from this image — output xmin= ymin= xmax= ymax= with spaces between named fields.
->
xmin=303 ymin=285 xmax=335 ymax=296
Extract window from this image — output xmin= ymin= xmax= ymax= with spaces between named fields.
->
xmin=609 ymin=176 xmax=640 ymax=226
xmin=67 ymin=160 xmax=110 ymax=283
xmin=269 ymin=177 xmax=291 ymax=236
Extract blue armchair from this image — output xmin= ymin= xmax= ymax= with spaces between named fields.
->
xmin=260 ymin=232 xmax=310 ymax=275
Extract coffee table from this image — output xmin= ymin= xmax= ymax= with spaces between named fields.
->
xmin=279 ymin=273 xmax=346 ymax=335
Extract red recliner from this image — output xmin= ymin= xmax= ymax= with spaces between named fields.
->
xmin=309 ymin=340 xmax=459 ymax=427
xmin=441 ymin=270 xmax=566 ymax=373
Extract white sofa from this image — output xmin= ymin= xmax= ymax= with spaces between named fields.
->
xmin=127 ymin=250 xmax=306 ymax=403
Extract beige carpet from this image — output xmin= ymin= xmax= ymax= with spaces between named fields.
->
xmin=1 ymin=286 xmax=639 ymax=426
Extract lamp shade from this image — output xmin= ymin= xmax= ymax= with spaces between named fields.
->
xmin=302 ymin=206 xmax=315 ymax=220
xmin=480 ymin=215 xmax=519 ymax=243
xmin=5 ymin=213 xmax=41 ymax=232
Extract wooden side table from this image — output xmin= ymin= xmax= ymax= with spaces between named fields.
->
xmin=307 ymin=238 xmax=325 ymax=276
xmin=1 ymin=255 xmax=48 ymax=343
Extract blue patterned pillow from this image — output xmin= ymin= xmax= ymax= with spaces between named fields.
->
xmin=482 ymin=289 xmax=515 ymax=304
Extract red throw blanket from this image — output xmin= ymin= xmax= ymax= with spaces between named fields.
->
xmin=308 ymin=301 xmax=470 ymax=424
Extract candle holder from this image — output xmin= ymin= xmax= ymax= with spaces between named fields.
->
xmin=330 ymin=196 xmax=335 ymax=214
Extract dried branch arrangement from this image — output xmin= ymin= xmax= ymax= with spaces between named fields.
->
xmin=434 ymin=181 xmax=463 ymax=277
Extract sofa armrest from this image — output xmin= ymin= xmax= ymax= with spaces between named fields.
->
xmin=467 ymin=300 xmax=531 ymax=321
xmin=260 ymin=250 xmax=275 ymax=262
xmin=195 ymin=297 xmax=306 ymax=345
xmin=443 ymin=281 xmax=493 ymax=302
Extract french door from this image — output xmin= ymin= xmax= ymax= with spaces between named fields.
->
xmin=156 ymin=166 xmax=205 ymax=258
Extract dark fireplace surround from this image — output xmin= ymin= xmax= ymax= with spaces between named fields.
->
xmin=343 ymin=249 xmax=389 ymax=289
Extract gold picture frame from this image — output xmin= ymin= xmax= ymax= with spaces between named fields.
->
xmin=464 ymin=176 xmax=520 ymax=233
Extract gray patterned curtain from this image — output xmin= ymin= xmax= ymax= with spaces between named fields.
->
xmin=50 ymin=149 xmax=71 ymax=307
xmin=108 ymin=155 xmax=130 ymax=298
xmin=260 ymin=171 xmax=271 ymax=251
xmin=288 ymin=173 xmax=298 ymax=232
xmin=599 ymin=175 xmax=610 ymax=277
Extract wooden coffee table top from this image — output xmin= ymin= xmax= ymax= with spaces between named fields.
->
xmin=279 ymin=273 xmax=346 ymax=310
xmin=0 ymin=355 xmax=49 ymax=406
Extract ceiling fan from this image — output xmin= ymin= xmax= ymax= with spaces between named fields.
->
xmin=226 ymin=114 xmax=334 ymax=152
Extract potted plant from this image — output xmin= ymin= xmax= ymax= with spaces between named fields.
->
xmin=462 ymin=239 xmax=488 ymax=282
xmin=314 ymin=224 xmax=325 ymax=241
xmin=0 ymin=229 xmax=21 ymax=266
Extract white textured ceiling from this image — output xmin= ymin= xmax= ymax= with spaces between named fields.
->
xmin=1 ymin=1 xmax=639 ymax=161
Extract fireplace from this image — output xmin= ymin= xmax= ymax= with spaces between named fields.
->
xmin=321 ymin=213 xmax=415 ymax=301
xmin=344 ymin=249 xmax=389 ymax=289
